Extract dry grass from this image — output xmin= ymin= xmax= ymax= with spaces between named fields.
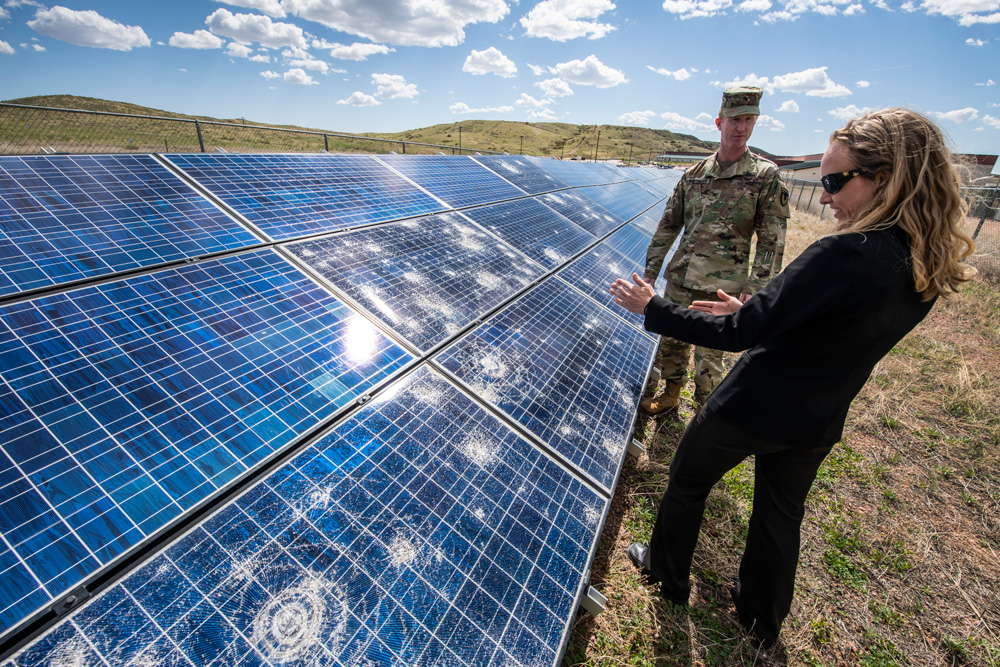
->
xmin=565 ymin=210 xmax=1000 ymax=667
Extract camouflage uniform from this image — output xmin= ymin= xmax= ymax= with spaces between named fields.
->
xmin=644 ymin=148 xmax=790 ymax=406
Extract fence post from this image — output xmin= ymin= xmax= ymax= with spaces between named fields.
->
xmin=194 ymin=121 xmax=205 ymax=152
xmin=324 ymin=134 xmax=329 ymax=152
xmin=806 ymin=182 xmax=816 ymax=213
xmin=973 ymin=191 xmax=998 ymax=240
xmin=401 ymin=141 xmax=406 ymax=154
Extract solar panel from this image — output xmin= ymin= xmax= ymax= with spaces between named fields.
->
xmin=629 ymin=206 xmax=663 ymax=236
xmin=0 ymin=155 xmax=260 ymax=298
xmin=284 ymin=213 xmax=546 ymax=352
xmin=435 ymin=277 xmax=656 ymax=492
xmin=526 ymin=157 xmax=626 ymax=188
xmin=556 ymin=240 xmax=652 ymax=330
xmin=163 ymin=153 xmax=447 ymax=242
xmin=459 ymin=198 xmax=597 ymax=270
xmin=471 ymin=155 xmax=570 ymax=195
xmin=604 ymin=223 xmax=653 ymax=266
xmin=535 ymin=190 xmax=620 ymax=237
xmin=577 ymin=181 xmax=661 ymax=223
xmin=9 ymin=366 xmax=607 ymax=667
xmin=375 ymin=155 xmax=525 ymax=210
xmin=0 ymin=249 xmax=414 ymax=634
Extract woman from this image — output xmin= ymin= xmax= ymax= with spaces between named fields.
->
xmin=609 ymin=108 xmax=974 ymax=647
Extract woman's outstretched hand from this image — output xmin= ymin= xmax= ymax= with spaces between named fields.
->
xmin=689 ymin=289 xmax=744 ymax=315
xmin=610 ymin=273 xmax=655 ymax=314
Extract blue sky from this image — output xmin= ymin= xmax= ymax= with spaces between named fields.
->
xmin=1 ymin=0 xmax=998 ymax=157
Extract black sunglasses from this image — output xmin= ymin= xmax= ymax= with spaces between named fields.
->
xmin=821 ymin=169 xmax=868 ymax=195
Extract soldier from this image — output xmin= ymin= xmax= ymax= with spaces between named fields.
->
xmin=641 ymin=86 xmax=790 ymax=414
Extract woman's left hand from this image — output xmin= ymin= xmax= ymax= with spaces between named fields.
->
xmin=610 ymin=273 xmax=655 ymax=314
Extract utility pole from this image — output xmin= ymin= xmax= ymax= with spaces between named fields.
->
xmin=458 ymin=126 xmax=462 ymax=151
xmin=627 ymin=143 xmax=633 ymax=165
xmin=594 ymin=129 xmax=601 ymax=162
xmin=520 ymin=136 xmax=524 ymax=155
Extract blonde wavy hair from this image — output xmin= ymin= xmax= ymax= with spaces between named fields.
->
xmin=830 ymin=107 xmax=975 ymax=300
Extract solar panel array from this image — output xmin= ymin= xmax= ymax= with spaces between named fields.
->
xmin=0 ymin=152 xmax=679 ymax=667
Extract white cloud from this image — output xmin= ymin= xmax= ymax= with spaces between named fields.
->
xmin=449 ymin=101 xmax=514 ymax=114
xmin=520 ymin=0 xmax=617 ymax=41
xmin=774 ymin=66 xmax=851 ymax=97
xmin=929 ymin=107 xmax=979 ymax=123
xmin=660 ymin=111 xmax=716 ymax=133
xmin=281 ymin=0 xmax=509 ymax=47
xmin=284 ymin=67 xmax=318 ymax=85
xmin=976 ymin=78 xmax=997 ymax=86
xmin=169 ymin=29 xmax=224 ymax=49
xmin=287 ymin=56 xmax=330 ymax=72
xmin=260 ymin=69 xmax=281 ymax=79
xmin=843 ymin=3 xmax=864 ymax=14
xmin=226 ymin=42 xmax=253 ymax=57
xmin=738 ymin=0 xmax=771 ymax=10
xmin=528 ymin=107 xmax=560 ymax=120
xmin=855 ymin=80 xmax=870 ymax=88
xmin=981 ymin=115 xmax=1000 ymax=129
xmin=206 ymin=8 xmax=307 ymax=49
xmin=527 ymin=62 xmax=547 ymax=76
xmin=463 ymin=46 xmax=517 ymax=77
xmin=373 ymin=72 xmax=418 ymax=99
xmin=27 ymin=6 xmax=150 ymax=51
xmin=696 ymin=112 xmax=715 ymax=122
xmin=829 ymin=104 xmax=872 ymax=120
xmin=647 ymin=65 xmax=694 ymax=81
xmin=515 ymin=93 xmax=551 ymax=109
xmin=214 ymin=0 xmax=286 ymax=18
xmin=712 ymin=73 xmax=773 ymax=94
xmin=966 ymin=37 xmax=988 ymax=46
xmin=338 ymin=91 xmax=381 ymax=106
xmin=619 ymin=110 xmax=658 ymax=126
xmin=0 ymin=40 xmax=14 ymax=55
xmin=314 ymin=40 xmax=393 ymax=60
xmin=777 ymin=100 xmax=799 ymax=112
xmin=552 ymin=54 xmax=627 ymax=87
xmin=250 ymin=53 xmax=271 ymax=62
xmin=755 ymin=113 xmax=785 ymax=131
xmin=29 ymin=42 xmax=46 ymax=51
xmin=958 ymin=11 xmax=1000 ymax=23
xmin=537 ymin=78 xmax=574 ymax=97
xmin=662 ymin=0 xmax=735 ymax=20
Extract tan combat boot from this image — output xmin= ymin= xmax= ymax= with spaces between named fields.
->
xmin=640 ymin=381 xmax=683 ymax=415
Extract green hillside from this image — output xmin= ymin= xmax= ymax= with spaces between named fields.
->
xmin=3 ymin=95 xmax=721 ymax=159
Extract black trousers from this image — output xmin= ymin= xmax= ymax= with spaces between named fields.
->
xmin=647 ymin=409 xmax=832 ymax=642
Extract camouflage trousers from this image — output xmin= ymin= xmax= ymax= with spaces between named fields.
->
xmin=654 ymin=282 xmax=726 ymax=405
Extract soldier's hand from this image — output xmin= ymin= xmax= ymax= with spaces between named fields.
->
xmin=610 ymin=273 xmax=655 ymax=314
xmin=689 ymin=289 xmax=744 ymax=315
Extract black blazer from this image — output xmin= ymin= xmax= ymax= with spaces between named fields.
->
xmin=643 ymin=226 xmax=935 ymax=448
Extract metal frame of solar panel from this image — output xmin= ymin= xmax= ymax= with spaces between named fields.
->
xmin=0 ymin=152 xmax=677 ymax=667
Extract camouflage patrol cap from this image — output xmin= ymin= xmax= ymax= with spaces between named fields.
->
xmin=720 ymin=86 xmax=763 ymax=117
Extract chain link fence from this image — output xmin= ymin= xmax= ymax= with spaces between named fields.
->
xmin=0 ymin=102 xmax=503 ymax=156
xmin=783 ymin=176 xmax=1000 ymax=281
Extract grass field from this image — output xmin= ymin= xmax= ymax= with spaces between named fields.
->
xmin=565 ymin=209 xmax=1000 ymax=667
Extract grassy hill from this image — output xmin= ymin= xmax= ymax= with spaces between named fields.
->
xmin=2 ymin=94 xmax=721 ymax=159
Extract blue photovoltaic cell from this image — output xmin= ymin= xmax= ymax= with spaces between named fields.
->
xmin=535 ymin=190 xmax=621 ymax=237
xmin=0 ymin=249 xmax=413 ymax=635
xmin=11 ymin=366 xmax=606 ymax=667
xmin=577 ymin=181 xmax=662 ymax=223
xmin=164 ymin=153 xmax=447 ymax=241
xmin=604 ymin=224 xmax=653 ymax=266
xmin=285 ymin=213 xmax=546 ymax=352
xmin=459 ymin=199 xmax=596 ymax=270
xmin=629 ymin=206 xmax=663 ymax=236
xmin=526 ymin=157 xmax=625 ymax=188
xmin=0 ymin=154 xmax=260 ymax=297
xmin=471 ymin=155 xmax=569 ymax=195
xmin=375 ymin=155 xmax=525 ymax=210
xmin=435 ymin=278 xmax=656 ymax=491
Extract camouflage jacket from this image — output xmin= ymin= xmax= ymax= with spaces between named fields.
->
xmin=644 ymin=149 xmax=790 ymax=296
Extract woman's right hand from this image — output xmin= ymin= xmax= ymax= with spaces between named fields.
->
xmin=689 ymin=289 xmax=744 ymax=315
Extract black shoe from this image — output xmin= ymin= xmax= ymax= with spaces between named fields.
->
xmin=628 ymin=544 xmax=689 ymax=607
xmin=627 ymin=543 xmax=657 ymax=584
